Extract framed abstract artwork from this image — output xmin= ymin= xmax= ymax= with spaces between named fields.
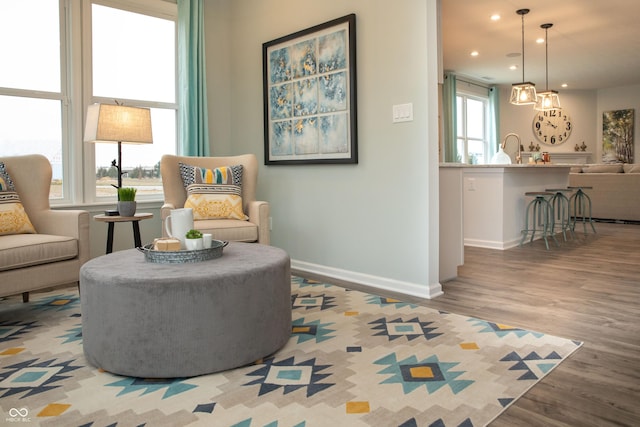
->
xmin=262 ymin=14 xmax=358 ymax=165
xmin=602 ymin=109 xmax=634 ymax=163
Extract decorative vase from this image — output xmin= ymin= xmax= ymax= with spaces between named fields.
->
xmin=117 ymin=201 xmax=136 ymax=217
xmin=185 ymin=238 xmax=203 ymax=251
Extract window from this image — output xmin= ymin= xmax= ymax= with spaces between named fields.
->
xmin=456 ymin=86 xmax=490 ymax=165
xmin=0 ymin=0 xmax=177 ymax=204
xmin=89 ymin=2 xmax=177 ymax=200
xmin=0 ymin=0 xmax=65 ymax=198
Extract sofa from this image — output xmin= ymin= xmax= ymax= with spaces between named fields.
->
xmin=0 ymin=154 xmax=90 ymax=301
xmin=568 ymin=163 xmax=640 ymax=222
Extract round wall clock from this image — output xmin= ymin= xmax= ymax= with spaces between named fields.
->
xmin=532 ymin=109 xmax=572 ymax=145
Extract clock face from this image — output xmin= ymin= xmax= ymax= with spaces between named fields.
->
xmin=532 ymin=109 xmax=572 ymax=145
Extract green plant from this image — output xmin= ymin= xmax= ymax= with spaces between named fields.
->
xmin=185 ymin=229 xmax=203 ymax=239
xmin=117 ymin=187 xmax=137 ymax=201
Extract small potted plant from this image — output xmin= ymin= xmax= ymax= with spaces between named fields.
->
xmin=117 ymin=187 xmax=137 ymax=217
xmin=185 ymin=229 xmax=203 ymax=250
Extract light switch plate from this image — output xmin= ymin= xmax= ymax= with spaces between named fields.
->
xmin=392 ymin=103 xmax=413 ymax=123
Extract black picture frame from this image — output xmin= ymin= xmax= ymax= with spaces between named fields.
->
xmin=262 ymin=14 xmax=358 ymax=165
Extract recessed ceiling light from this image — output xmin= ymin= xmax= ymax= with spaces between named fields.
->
xmin=471 ymin=51 xmax=479 ymax=57
xmin=491 ymin=14 xmax=500 ymax=21
xmin=509 ymin=65 xmax=518 ymax=70
xmin=536 ymin=37 xmax=545 ymax=44
xmin=561 ymin=83 xmax=568 ymax=88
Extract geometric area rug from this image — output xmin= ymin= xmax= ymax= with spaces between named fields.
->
xmin=0 ymin=277 xmax=582 ymax=426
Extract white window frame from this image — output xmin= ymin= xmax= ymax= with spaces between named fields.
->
xmin=80 ymin=0 xmax=178 ymax=204
xmin=0 ymin=1 xmax=72 ymax=203
xmin=456 ymin=88 xmax=490 ymax=165
xmin=1 ymin=0 xmax=177 ymax=206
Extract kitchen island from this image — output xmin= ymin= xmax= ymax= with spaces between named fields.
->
xmin=439 ymin=164 xmax=573 ymax=279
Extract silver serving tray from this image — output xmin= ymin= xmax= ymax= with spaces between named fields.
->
xmin=137 ymin=240 xmax=228 ymax=264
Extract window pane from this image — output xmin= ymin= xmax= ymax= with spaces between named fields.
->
xmin=0 ymin=0 xmax=60 ymax=92
xmin=466 ymin=98 xmax=484 ymax=139
xmin=456 ymin=139 xmax=465 ymax=163
xmin=0 ymin=95 xmax=63 ymax=198
xmin=95 ymin=108 xmax=175 ymax=198
xmin=456 ymin=96 xmax=463 ymax=135
xmin=92 ymin=4 xmax=176 ymax=103
xmin=468 ymin=140 xmax=485 ymax=165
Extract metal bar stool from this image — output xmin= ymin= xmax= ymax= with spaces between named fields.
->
xmin=545 ymin=188 xmax=575 ymax=241
xmin=568 ymin=186 xmax=597 ymax=234
xmin=520 ymin=192 xmax=559 ymax=250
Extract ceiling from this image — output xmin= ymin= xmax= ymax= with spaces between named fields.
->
xmin=441 ymin=0 xmax=640 ymax=91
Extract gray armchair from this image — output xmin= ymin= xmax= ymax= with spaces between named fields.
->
xmin=0 ymin=154 xmax=90 ymax=301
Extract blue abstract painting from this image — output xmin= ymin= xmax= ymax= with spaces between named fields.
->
xmin=294 ymin=78 xmax=318 ymax=117
xmin=319 ymin=30 xmax=347 ymax=73
xmin=270 ymin=83 xmax=292 ymax=120
xmin=320 ymin=113 xmax=348 ymax=154
xmin=263 ymin=14 xmax=356 ymax=164
xmin=269 ymin=47 xmax=291 ymax=84
xmin=319 ymin=72 xmax=347 ymax=113
xmin=270 ymin=121 xmax=293 ymax=156
xmin=291 ymin=39 xmax=317 ymax=79
xmin=294 ymin=118 xmax=319 ymax=154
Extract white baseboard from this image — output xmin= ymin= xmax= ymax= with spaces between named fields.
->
xmin=291 ymin=259 xmax=443 ymax=299
xmin=464 ymin=238 xmax=518 ymax=250
xmin=464 ymin=235 xmax=546 ymax=250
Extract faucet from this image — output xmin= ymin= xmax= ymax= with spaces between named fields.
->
xmin=501 ymin=133 xmax=523 ymax=164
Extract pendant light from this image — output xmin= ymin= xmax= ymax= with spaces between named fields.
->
xmin=534 ymin=23 xmax=562 ymax=111
xmin=509 ymin=9 xmax=537 ymax=105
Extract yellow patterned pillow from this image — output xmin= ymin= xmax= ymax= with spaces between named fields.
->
xmin=184 ymin=184 xmax=248 ymax=220
xmin=0 ymin=191 xmax=36 ymax=235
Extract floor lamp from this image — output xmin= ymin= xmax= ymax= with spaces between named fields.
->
xmin=84 ymin=103 xmax=153 ymax=191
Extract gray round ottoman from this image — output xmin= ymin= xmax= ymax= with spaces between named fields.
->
xmin=80 ymin=242 xmax=291 ymax=378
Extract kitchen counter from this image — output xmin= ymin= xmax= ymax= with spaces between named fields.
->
xmin=439 ymin=164 xmax=572 ymax=276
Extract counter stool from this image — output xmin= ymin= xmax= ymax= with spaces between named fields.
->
xmin=568 ymin=186 xmax=597 ymax=234
xmin=520 ymin=192 xmax=559 ymax=250
xmin=545 ymin=188 xmax=575 ymax=241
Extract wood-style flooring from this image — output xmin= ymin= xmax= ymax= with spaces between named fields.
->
xmin=298 ymin=221 xmax=640 ymax=427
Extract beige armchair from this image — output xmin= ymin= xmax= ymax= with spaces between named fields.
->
xmin=0 ymin=154 xmax=90 ymax=302
xmin=160 ymin=154 xmax=270 ymax=244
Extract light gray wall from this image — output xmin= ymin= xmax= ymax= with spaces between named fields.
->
xmin=498 ymin=87 xmax=598 ymax=160
xmin=498 ymin=84 xmax=640 ymax=164
xmin=204 ymin=0 xmax=442 ymax=298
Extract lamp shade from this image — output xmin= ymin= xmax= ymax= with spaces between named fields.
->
xmin=84 ymin=104 xmax=153 ymax=144
xmin=509 ymin=82 xmax=537 ymax=105
xmin=534 ymin=90 xmax=562 ymax=111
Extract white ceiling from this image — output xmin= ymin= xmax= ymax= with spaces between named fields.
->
xmin=441 ymin=0 xmax=640 ymax=91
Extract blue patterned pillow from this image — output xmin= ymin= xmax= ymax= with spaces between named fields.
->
xmin=178 ymin=163 xmax=243 ymax=188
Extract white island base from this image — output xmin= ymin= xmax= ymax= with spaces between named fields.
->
xmin=441 ymin=164 xmax=572 ymax=252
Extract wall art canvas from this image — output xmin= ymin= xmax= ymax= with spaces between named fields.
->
xmin=263 ymin=14 xmax=357 ymax=165
xmin=602 ymin=109 xmax=634 ymax=163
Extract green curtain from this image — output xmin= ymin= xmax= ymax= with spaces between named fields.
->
xmin=178 ymin=0 xmax=210 ymax=156
xmin=442 ymin=72 xmax=457 ymax=162
xmin=488 ymin=86 xmax=500 ymax=153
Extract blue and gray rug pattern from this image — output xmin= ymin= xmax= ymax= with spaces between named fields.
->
xmin=0 ymin=277 xmax=581 ymax=426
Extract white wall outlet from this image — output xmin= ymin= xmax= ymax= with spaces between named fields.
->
xmin=467 ymin=178 xmax=476 ymax=191
xmin=392 ymin=103 xmax=413 ymax=123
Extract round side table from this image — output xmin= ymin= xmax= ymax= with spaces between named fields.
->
xmin=93 ymin=212 xmax=153 ymax=253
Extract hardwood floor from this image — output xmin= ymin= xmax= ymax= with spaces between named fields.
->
xmin=298 ymin=221 xmax=640 ymax=426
